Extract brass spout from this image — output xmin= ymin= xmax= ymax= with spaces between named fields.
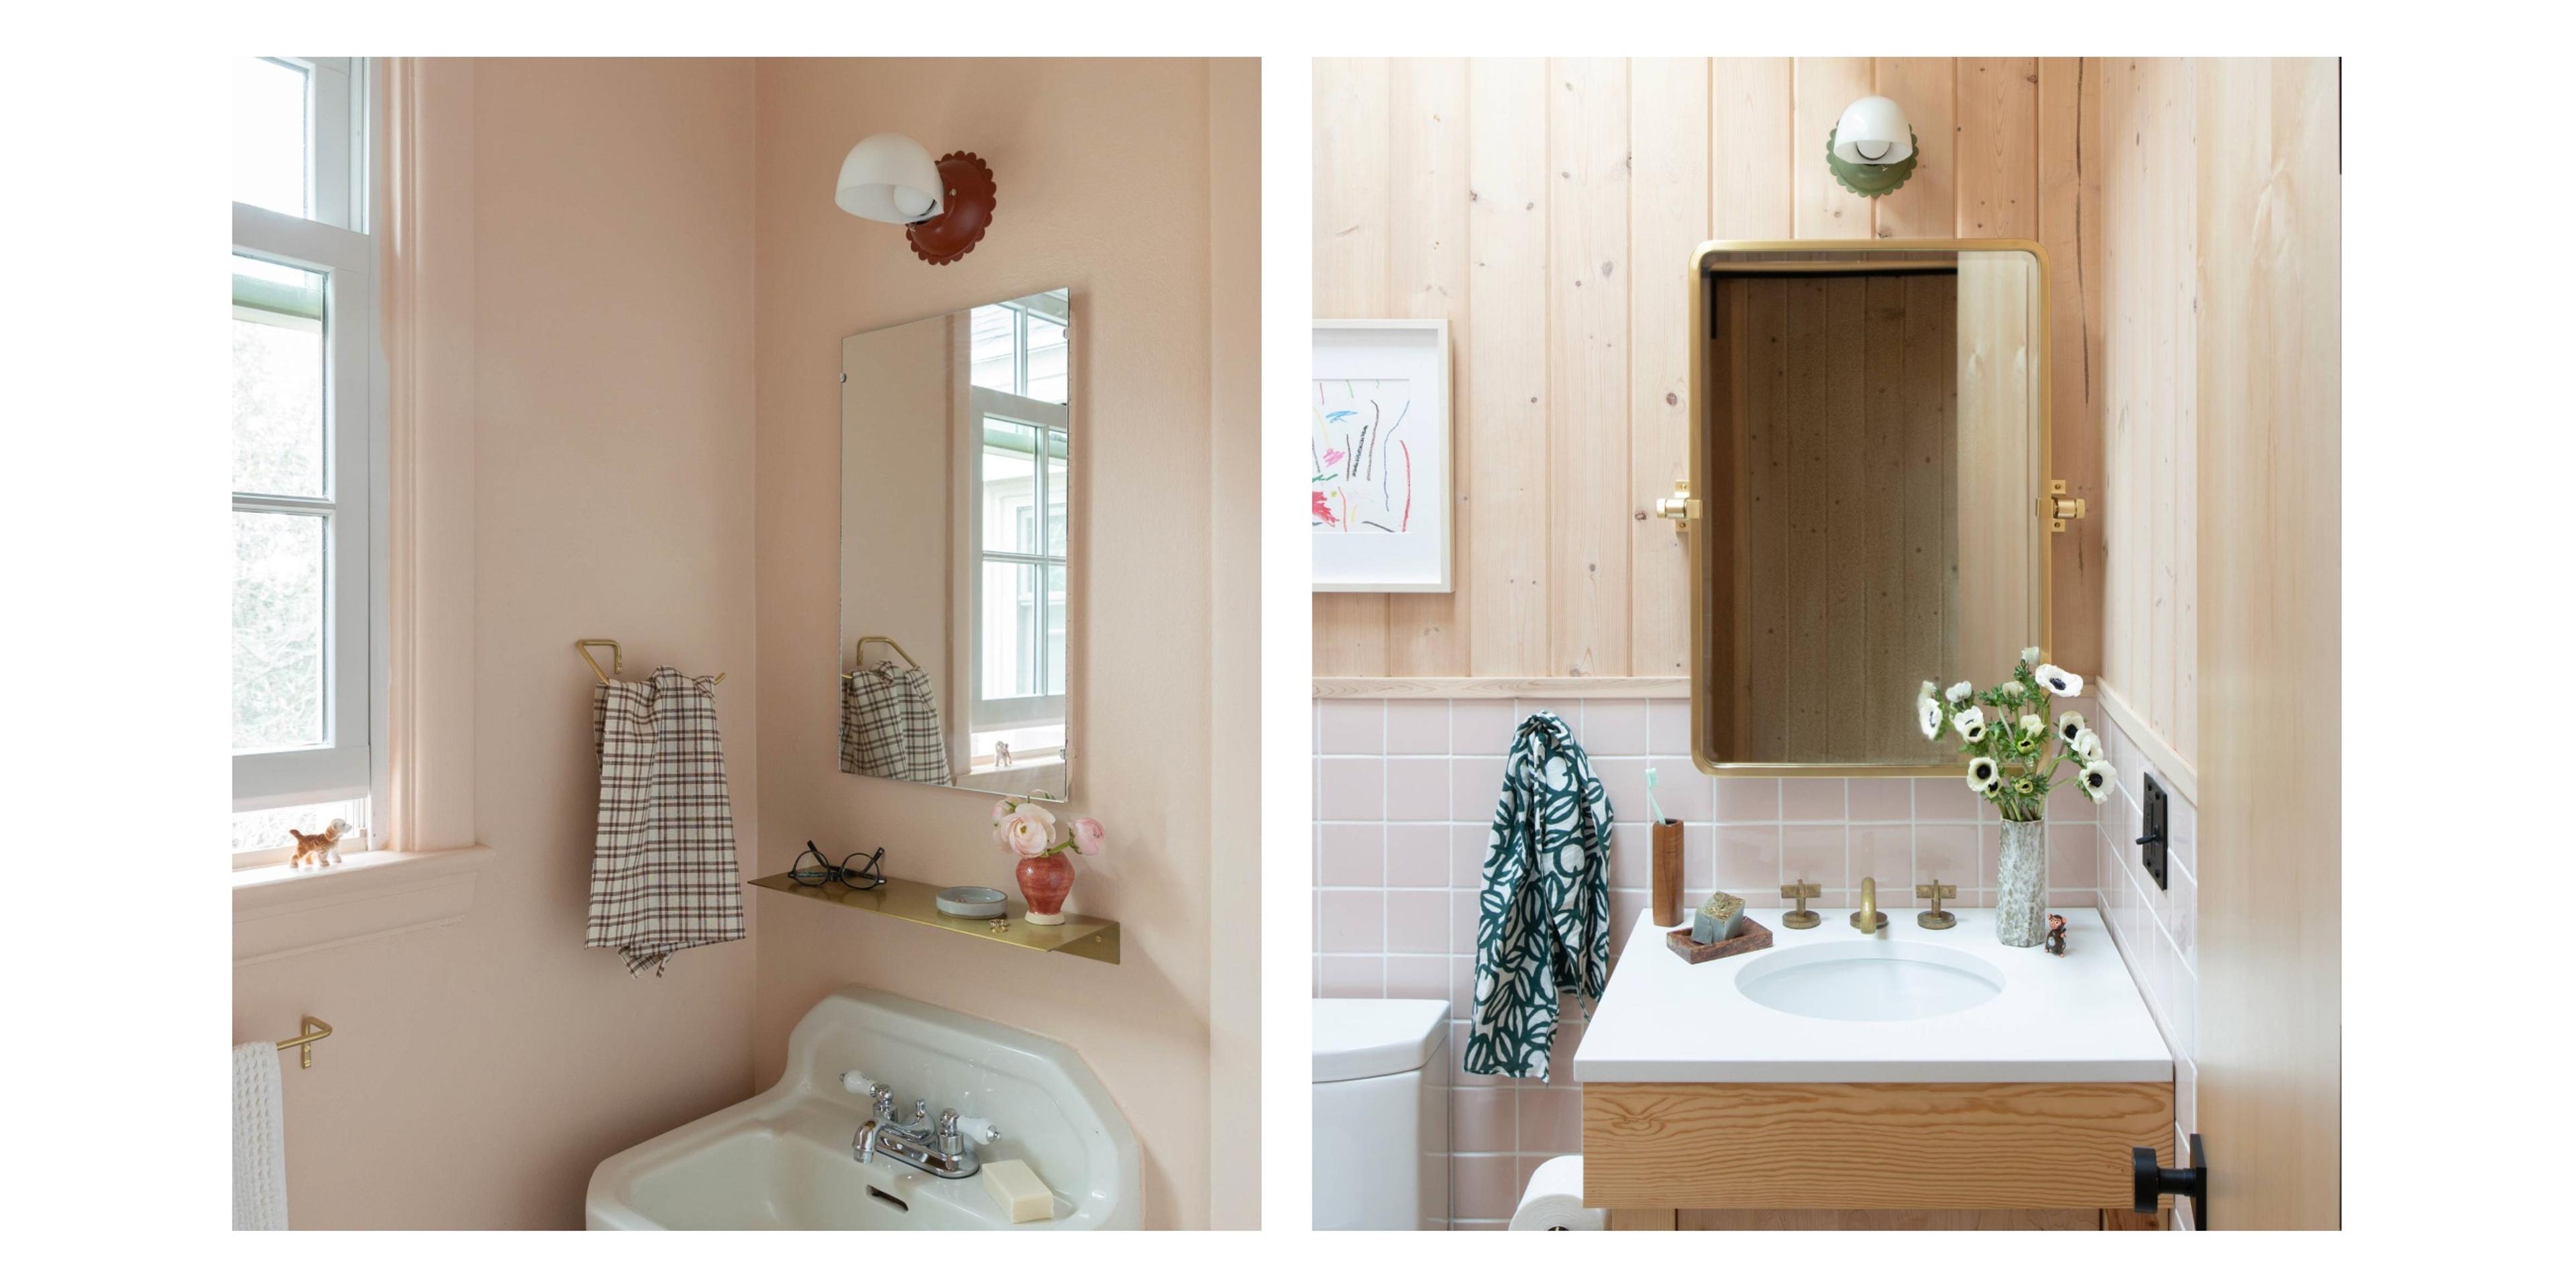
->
xmin=1851 ymin=876 xmax=1888 ymax=932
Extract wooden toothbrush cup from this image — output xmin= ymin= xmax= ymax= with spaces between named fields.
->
xmin=1651 ymin=820 xmax=1684 ymax=927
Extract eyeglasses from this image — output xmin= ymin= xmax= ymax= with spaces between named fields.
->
xmin=787 ymin=840 xmax=888 ymax=890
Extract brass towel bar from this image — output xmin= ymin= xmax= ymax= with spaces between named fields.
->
xmin=276 ymin=1016 xmax=333 ymax=1070
xmin=850 ymin=635 xmax=920 ymax=673
xmin=576 ymin=639 xmax=727 ymax=686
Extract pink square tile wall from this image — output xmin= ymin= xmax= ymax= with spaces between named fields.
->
xmin=1313 ymin=694 xmax=2109 ymax=1227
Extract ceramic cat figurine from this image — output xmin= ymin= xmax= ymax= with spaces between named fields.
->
xmin=288 ymin=818 xmax=350 ymax=869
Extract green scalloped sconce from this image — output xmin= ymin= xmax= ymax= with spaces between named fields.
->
xmin=1827 ymin=125 xmax=1920 ymax=197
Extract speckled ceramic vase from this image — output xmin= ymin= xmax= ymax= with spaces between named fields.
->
xmin=1016 ymin=851 xmax=1073 ymax=926
xmin=1995 ymin=819 xmax=2048 ymax=947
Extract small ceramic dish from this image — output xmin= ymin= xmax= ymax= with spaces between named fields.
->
xmin=934 ymin=885 xmax=1010 ymax=919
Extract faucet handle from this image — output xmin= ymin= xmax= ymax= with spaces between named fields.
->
xmin=840 ymin=1069 xmax=883 ymax=1096
xmin=1916 ymin=880 xmax=1959 ymax=930
xmin=1779 ymin=880 xmax=1822 ymax=929
xmin=953 ymin=1116 xmax=1000 ymax=1144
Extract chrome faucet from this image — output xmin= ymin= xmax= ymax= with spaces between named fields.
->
xmin=845 ymin=1073 xmax=999 ymax=1181
xmin=1851 ymin=875 xmax=1888 ymax=933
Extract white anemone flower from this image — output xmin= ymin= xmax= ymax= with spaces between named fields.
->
xmin=2078 ymin=759 xmax=2114 ymax=802
xmin=1980 ymin=775 xmax=2004 ymax=800
xmin=2056 ymin=710 xmax=2088 ymax=743
xmin=2021 ymin=645 xmax=2042 ymax=667
xmin=2019 ymin=713 xmax=2045 ymax=735
xmin=1945 ymin=681 xmax=1974 ymax=704
xmin=2034 ymin=663 xmax=2084 ymax=697
xmin=2073 ymin=729 xmax=2102 ymax=760
xmin=1951 ymin=707 xmax=1986 ymax=741
xmin=1999 ymin=679 xmax=2028 ymax=701
xmin=1966 ymin=756 xmax=1999 ymax=793
xmin=1917 ymin=695 xmax=1944 ymax=741
xmin=1920 ymin=679 xmax=1938 ymax=700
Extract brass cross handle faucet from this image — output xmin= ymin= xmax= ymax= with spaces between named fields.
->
xmin=1780 ymin=881 xmax=1822 ymax=929
xmin=1917 ymin=880 xmax=1958 ymax=930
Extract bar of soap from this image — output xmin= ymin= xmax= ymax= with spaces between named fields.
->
xmin=981 ymin=1158 xmax=1051 ymax=1224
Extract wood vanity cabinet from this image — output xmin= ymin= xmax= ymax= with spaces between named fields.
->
xmin=1582 ymin=1079 xmax=2175 ymax=1230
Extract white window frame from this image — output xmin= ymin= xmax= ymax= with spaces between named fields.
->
xmin=232 ymin=58 xmax=379 ymax=826
xmin=961 ymin=294 xmax=1070 ymax=753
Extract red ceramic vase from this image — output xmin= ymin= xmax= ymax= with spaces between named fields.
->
xmin=1016 ymin=851 xmax=1073 ymax=926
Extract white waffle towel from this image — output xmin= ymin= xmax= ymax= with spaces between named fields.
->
xmin=233 ymin=1042 xmax=288 ymax=1230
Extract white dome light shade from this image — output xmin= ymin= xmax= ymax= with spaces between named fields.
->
xmin=1831 ymin=96 xmax=1915 ymax=166
xmin=835 ymin=133 xmax=944 ymax=224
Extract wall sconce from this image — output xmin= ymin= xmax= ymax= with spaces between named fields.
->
xmin=1827 ymin=95 xmax=1919 ymax=197
xmin=834 ymin=132 xmax=998 ymax=266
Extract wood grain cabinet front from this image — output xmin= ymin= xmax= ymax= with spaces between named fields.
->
xmin=1582 ymin=1080 xmax=2174 ymax=1222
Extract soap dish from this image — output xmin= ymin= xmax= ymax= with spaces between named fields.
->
xmin=1665 ymin=916 xmax=1774 ymax=965
xmin=935 ymin=886 xmax=1010 ymax=919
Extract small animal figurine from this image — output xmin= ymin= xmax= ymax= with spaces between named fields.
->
xmin=288 ymin=818 xmax=350 ymax=870
xmin=2044 ymin=913 xmax=2069 ymax=956
xmin=993 ymin=741 xmax=1014 ymax=768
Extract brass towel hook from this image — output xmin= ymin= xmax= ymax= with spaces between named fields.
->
xmin=276 ymin=1016 xmax=333 ymax=1070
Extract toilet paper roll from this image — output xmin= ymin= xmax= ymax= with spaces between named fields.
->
xmin=1507 ymin=1154 xmax=1607 ymax=1231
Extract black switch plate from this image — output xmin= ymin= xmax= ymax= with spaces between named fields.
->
xmin=2138 ymin=773 xmax=2169 ymax=891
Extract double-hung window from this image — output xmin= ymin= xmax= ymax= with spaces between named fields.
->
xmin=964 ymin=292 xmax=1070 ymax=769
xmin=231 ymin=58 xmax=379 ymax=865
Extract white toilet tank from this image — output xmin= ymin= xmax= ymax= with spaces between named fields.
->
xmin=1312 ymin=998 xmax=1450 ymax=1230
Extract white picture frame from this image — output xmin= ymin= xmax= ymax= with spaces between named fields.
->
xmin=1311 ymin=319 xmax=1452 ymax=592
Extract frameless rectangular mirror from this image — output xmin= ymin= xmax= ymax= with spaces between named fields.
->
xmin=1686 ymin=243 xmax=2047 ymax=774
xmin=839 ymin=288 xmax=1073 ymax=801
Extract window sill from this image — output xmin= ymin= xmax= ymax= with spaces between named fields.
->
xmin=231 ymin=844 xmax=494 ymax=965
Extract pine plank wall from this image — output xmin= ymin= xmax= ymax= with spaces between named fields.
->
xmin=1311 ymin=57 xmax=2104 ymax=684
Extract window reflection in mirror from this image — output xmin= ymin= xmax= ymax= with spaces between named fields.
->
xmin=841 ymin=289 xmax=1073 ymax=800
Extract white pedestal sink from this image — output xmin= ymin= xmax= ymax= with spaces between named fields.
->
xmin=585 ymin=987 xmax=1140 ymax=1229
xmin=1735 ymin=940 xmax=2006 ymax=1022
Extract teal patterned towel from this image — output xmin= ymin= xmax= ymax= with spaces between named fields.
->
xmin=1463 ymin=712 xmax=1613 ymax=1081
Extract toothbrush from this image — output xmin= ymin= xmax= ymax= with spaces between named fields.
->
xmin=1645 ymin=767 xmax=1668 ymax=826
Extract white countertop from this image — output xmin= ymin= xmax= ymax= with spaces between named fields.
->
xmin=1572 ymin=907 xmax=2172 ymax=1084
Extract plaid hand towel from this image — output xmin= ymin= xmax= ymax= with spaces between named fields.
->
xmin=840 ymin=661 xmax=953 ymax=785
xmin=588 ymin=666 xmax=745 ymax=976
xmin=1462 ymin=710 xmax=1613 ymax=1082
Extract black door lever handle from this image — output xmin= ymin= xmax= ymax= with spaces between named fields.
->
xmin=2133 ymin=1133 xmax=2207 ymax=1229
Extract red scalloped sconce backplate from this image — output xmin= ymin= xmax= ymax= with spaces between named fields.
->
xmin=906 ymin=152 xmax=997 ymax=266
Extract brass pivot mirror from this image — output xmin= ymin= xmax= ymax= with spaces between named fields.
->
xmin=1686 ymin=241 xmax=2050 ymax=777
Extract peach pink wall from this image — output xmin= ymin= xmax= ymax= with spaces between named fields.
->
xmin=750 ymin=58 xmax=1242 ymax=1229
xmin=231 ymin=57 xmax=761 ymax=1228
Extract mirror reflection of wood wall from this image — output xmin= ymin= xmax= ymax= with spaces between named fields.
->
xmin=1699 ymin=252 xmax=2039 ymax=768
xmin=1709 ymin=269 xmax=1954 ymax=765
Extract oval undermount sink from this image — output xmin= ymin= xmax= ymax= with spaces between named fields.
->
xmin=1735 ymin=939 xmax=2006 ymax=1022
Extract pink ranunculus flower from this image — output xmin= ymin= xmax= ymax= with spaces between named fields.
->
xmin=1000 ymin=812 xmax=1053 ymax=859
xmin=991 ymin=798 xmax=1015 ymax=824
xmin=1067 ymin=817 xmax=1106 ymax=857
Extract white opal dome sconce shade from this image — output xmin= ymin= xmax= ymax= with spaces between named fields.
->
xmin=835 ymin=132 xmax=999 ymax=266
xmin=1827 ymin=95 xmax=1919 ymax=197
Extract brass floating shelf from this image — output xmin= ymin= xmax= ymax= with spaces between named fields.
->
xmin=747 ymin=873 xmax=1120 ymax=965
